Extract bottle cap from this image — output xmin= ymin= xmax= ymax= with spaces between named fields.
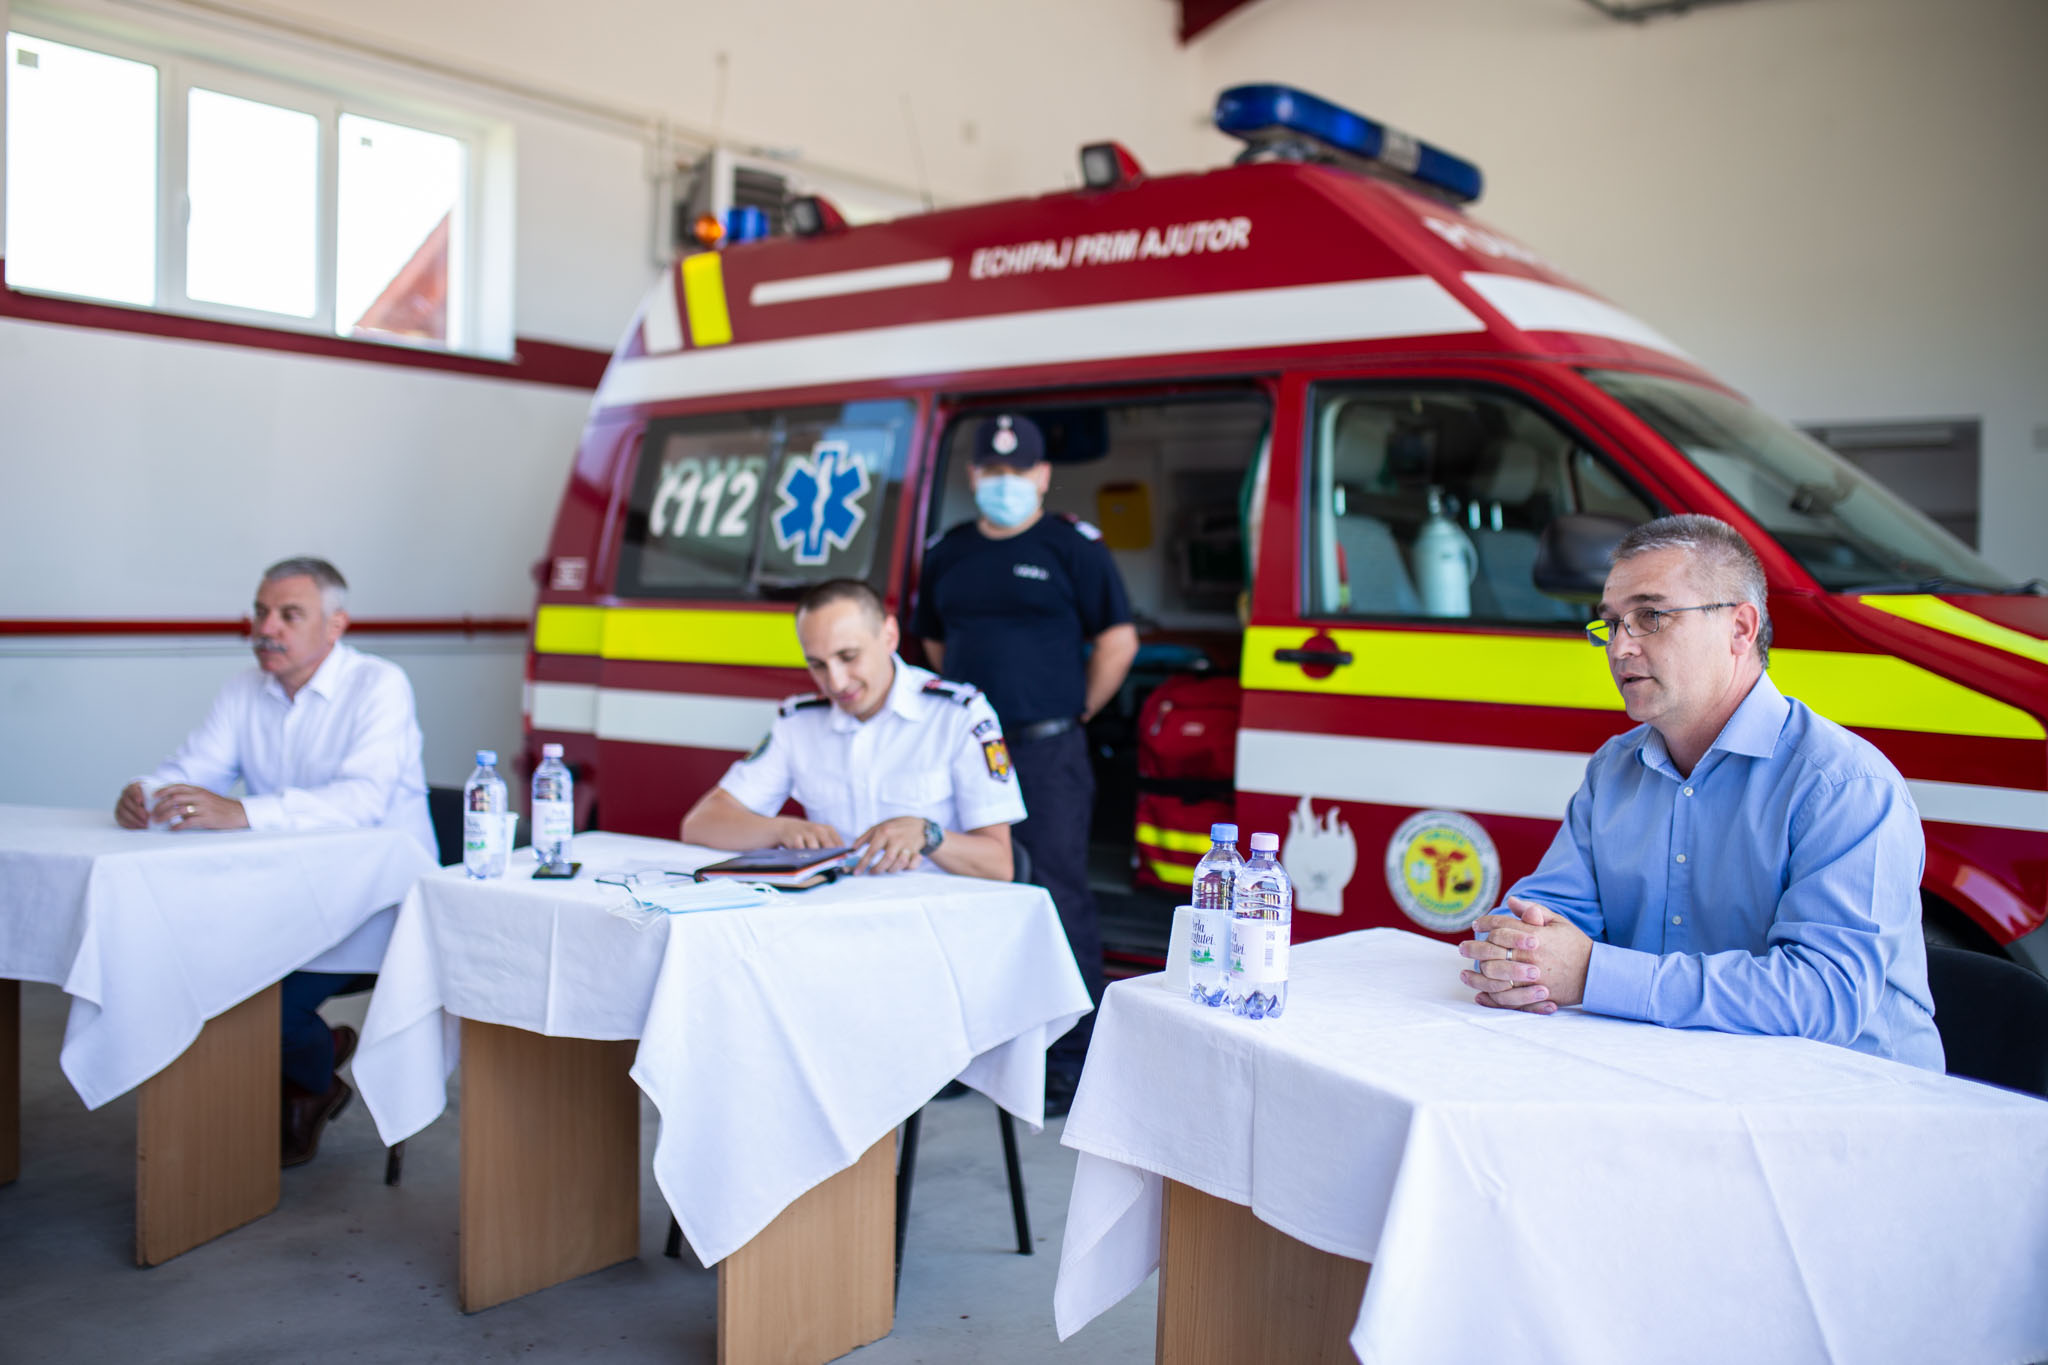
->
xmin=475 ymin=749 xmax=498 ymax=766
xmin=542 ymin=743 xmax=564 ymax=759
xmin=1210 ymin=823 xmax=1238 ymax=842
xmin=1250 ymin=831 xmax=1279 ymax=851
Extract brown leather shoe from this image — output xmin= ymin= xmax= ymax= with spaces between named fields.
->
xmin=330 ymin=1024 xmax=358 ymax=1071
xmin=282 ymin=1076 xmax=353 ymax=1168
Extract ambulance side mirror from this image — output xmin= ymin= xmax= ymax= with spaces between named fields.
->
xmin=1533 ymin=514 xmax=1637 ymax=603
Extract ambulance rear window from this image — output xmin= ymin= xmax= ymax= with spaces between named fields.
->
xmin=615 ymin=399 xmax=913 ymax=599
xmin=1590 ymin=371 xmax=2020 ymax=594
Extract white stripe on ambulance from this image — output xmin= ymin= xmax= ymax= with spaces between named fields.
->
xmin=749 ymin=258 xmax=954 ymax=306
xmin=522 ymin=699 xmax=2048 ymax=835
xmin=640 ymin=276 xmax=685 ymax=355
xmin=1236 ymin=729 xmax=2048 ymax=834
xmin=1461 ymin=272 xmax=1691 ymax=360
xmin=593 ymin=275 xmax=1485 ymax=409
xmin=529 ymin=683 xmax=777 ymax=750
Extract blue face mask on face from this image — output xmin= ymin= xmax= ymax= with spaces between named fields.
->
xmin=975 ymin=473 xmax=1041 ymax=528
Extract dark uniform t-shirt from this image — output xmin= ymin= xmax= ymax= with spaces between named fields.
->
xmin=913 ymin=514 xmax=1132 ymax=727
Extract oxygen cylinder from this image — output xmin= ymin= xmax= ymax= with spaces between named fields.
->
xmin=1414 ymin=487 xmax=1477 ymax=617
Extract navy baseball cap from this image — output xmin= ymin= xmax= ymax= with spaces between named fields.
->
xmin=969 ymin=413 xmax=1045 ymax=468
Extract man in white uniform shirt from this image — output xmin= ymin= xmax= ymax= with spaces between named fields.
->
xmin=683 ymin=579 xmax=1024 ymax=880
xmin=114 ymin=557 xmax=433 ymax=1165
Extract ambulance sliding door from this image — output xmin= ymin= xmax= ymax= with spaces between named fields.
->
xmin=1238 ymin=375 xmax=1662 ymax=943
xmin=916 ymin=389 xmax=1270 ymax=964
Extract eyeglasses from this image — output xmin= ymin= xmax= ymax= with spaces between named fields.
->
xmin=1585 ymin=603 xmax=1735 ymax=646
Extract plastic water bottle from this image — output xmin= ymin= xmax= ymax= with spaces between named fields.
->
xmin=1229 ymin=832 xmax=1292 ymax=1019
xmin=532 ymin=743 xmax=575 ymax=872
xmin=462 ymin=749 xmax=508 ymax=879
xmin=1188 ymin=823 xmax=1242 ymax=1007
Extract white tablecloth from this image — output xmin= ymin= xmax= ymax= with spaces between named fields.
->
xmin=353 ymin=832 xmax=1092 ymax=1266
xmin=0 ymin=804 xmax=435 ymax=1109
xmin=1053 ymin=928 xmax=2048 ymax=1365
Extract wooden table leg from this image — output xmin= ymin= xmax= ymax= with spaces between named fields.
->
xmin=1155 ymin=1178 xmax=1371 ymax=1365
xmin=135 ymin=984 xmax=281 ymax=1266
xmin=717 ymin=1132 xmax=896 ymax=1365
xmin=1 ymin=979 xmax=19 ymax=1186
xmin=459 ymin=1020 xmax=639 ymax=1312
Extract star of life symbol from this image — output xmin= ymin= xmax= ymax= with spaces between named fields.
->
xmin=773 ymin=439 xmax=871 ymax=565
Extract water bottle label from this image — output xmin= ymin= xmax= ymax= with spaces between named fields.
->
xmin=535 ymin=799 xmax=573 ymax=843
xmin=463 ymin=810 xmax=506 ymax=867
xmin=1230 ymin=920 xmax=1289 ymax=984
xmin=1189 ymin=911 xmax=1222 ymax=968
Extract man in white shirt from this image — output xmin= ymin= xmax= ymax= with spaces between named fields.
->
xmin=682 ymin=579 xmax=1025 ymax=880
xmin=115 ymin=557 xmax=433 ymax=1166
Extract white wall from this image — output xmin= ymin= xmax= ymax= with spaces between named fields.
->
xmin=248 ymin=0 xmax=1209 ymax=204
xmin=1187 ymin=0 xmax=2048 ymax=580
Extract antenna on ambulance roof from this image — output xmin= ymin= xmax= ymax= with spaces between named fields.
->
xmin=900 ymin=94 xmax=935 ymax=211
xmin=709 ymin=51 xmax=730 ymax=147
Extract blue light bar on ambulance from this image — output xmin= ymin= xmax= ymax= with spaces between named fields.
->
xmin=1213 ymin=84 xmax=1484 ymax=205
xmin=724 ymin=205 xmax=771 ymax=244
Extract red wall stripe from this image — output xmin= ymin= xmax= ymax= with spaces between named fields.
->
xmin=0 ymin=617 xmax=529 ymax=637
xmin=0 ymin=258 xmax=610 ymax=391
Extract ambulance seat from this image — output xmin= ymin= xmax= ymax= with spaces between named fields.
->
xmin=1469 ymin=440 xmax=1576 ymax=622
xmin=1334 ymin=512 xmax=1422 ymax=615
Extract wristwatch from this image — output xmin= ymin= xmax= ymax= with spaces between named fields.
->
xmin=919 ymin=818 xmax=944 ymax=856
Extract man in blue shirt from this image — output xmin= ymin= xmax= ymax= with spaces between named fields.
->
xmin=1460 ymin=514 xmax=1943 ymax=1071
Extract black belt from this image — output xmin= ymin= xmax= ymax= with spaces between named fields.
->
xmin=1015 ymin=715 xmax=1079 ymax=744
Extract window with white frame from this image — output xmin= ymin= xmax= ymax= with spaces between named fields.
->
xmin=6 ymin=25 xmax=486 ymax=350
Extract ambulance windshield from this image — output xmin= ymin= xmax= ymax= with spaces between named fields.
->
xmin=1590 ymin=371 xmax=2021 ymax=595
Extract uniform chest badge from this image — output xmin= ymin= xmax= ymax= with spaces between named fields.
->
xmin=982 ymin=738 xmax=1013 ymax=781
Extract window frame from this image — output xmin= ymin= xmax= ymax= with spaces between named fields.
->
xmin=1299 ymin=378 xmax=1665 ymax=629
xmin=4 ymin=14 xmax=492 ymax=354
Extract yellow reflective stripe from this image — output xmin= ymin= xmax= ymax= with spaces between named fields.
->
xmin=532 ymin=605 xmax=804 ymax=667
xmin=681 ymin=252 xmax=733 ymax=347
xmin=1148 ymin=860 xmax=1195 ymax=886
xmin=1859 ymin=594 xmax=2048 ymax=669
xmin=533 ymin=605 xmax=603 ymax=656
xmin=1242 ymin=625 xmax=1620 ymax=710
xmin=1242 ymin=624 xmax=2042 ymax=740
xmin=1135 ymin=822 xmax=1214 ymax=854
xmin=1768 ymin=650 xmax=2040 ymax=739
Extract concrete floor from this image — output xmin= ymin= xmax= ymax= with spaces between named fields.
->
xmin=0 ymin=983 xmax=1157 ymax=1364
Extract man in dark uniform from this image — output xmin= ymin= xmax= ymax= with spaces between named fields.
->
xmin=915 ymin=413 xmax=1138 ymax=1113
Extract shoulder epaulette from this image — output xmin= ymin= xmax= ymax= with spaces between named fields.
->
xmin=1058 ymin=512 xmax=1104 ymax=542
xmin=921 ymin=678 xmax=981 ymax=706
xmin=779 ymin=694 xmax=831 ymax=718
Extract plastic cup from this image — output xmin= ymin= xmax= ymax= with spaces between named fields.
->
xmin=136 ymin=777 xmax=171 ymax=831
xmin=1164 ymin=905 xmax=1194 ymax=996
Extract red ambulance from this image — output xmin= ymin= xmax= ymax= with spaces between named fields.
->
xmin=525 ymin=85 xmax=2048 ymax=974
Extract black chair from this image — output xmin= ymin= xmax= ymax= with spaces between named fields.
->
xmin=426 ymin=785 xmax=466 ymax=868
xmin=1927 ymin=945 xmax=2048 ymax=1099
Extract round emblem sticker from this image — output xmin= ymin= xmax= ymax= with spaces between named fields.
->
xmin=1383 ymin=810 xmax=1501 ymax=934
